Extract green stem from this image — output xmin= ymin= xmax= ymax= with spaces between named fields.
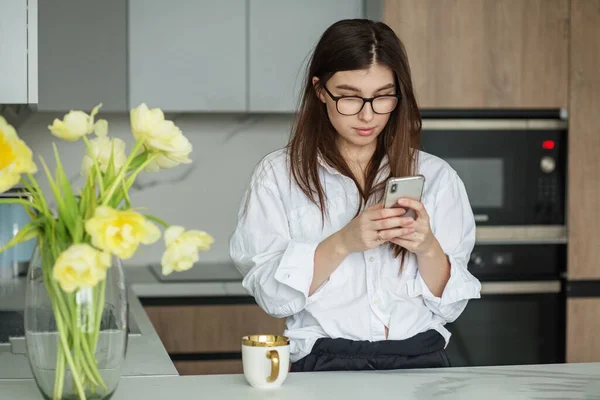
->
xmin=82 ymin=135 xmax=105 ymax=196
xmin=80 ymin=336 xmax=107 ymax=391
xmin=123 ymin=152 xmax=160 ymax=190
xmin=71 ymin=295 xmax=82 ymax=391
xmin=101 ymin=139 xmax=145 ymax=206
xmin=91 ymin=279 xmax=106 ymax=354
xmin=53 ymin=301 xmax=86 ymax=400
xmin=53 ymin=338 xmax=66 ymax=400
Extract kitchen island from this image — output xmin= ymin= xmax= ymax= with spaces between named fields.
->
xmin=2 ymin=361 xmax=600 ymax=399
xmin=2 ymin=265 xmax=598 ymax=399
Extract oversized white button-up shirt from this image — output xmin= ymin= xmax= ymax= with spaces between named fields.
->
xmin=230 ymin=148 xmax=481 ymax=362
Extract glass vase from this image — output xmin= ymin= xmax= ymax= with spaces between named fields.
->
xmin=24 ymin=245 xmax=128 ymax=400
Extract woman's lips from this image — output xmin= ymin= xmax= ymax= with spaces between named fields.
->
xmin=354 ymin=127 xmax=375 ymax=136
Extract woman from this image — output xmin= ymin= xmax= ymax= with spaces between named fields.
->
xmin=229 ymin=19 xmax=481 ymax=372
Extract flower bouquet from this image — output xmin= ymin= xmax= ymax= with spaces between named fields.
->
xmin=0 ymin=104 xmax=214 ymax=399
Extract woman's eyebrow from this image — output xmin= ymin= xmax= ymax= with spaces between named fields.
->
xmin=374 ymin=83 xmax=395 ymax=92
xmin=335 ymin=84 xmax=361 ymax=92
xmin=334 ymin=83 xmax=395 ymax=93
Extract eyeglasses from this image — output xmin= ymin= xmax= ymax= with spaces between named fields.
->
xmin=323 ymin=85 xmax=400 ymax=116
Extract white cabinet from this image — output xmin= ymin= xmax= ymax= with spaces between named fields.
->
xmin=0 ymin=0 xmax=37 ymax=104
xmin=37 ymin=0 xmax=127 ymax=111
xmin=248 ymin=0 xmax=363 ymax=112
xmin=128 ymin=0 xmax=247 ymax=112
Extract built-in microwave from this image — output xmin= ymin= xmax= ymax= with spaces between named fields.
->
xmin=420 ymin=114 xmax=567 ymax=244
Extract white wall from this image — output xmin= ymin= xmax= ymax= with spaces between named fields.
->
xmin=15 ymin=112 xmax=293 ymax=267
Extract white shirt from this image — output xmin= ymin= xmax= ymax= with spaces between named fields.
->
xmin=229 ymin=148 xmax=481 ymax=363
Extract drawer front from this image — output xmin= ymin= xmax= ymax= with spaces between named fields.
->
xmin=174 ymin=360 xmax=243 ymax=375
xmin=145 ymin=304 xmax=286 ymax=353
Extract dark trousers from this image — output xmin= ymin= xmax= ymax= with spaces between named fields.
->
xmin=290 ymin=329 xmax=451 ymax=372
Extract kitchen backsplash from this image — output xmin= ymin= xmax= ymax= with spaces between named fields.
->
xmin=15 ymin=112 xmax=293 ymax=267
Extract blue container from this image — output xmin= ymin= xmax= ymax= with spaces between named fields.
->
xmin=0 ymin=188 xmax=37 ymax=278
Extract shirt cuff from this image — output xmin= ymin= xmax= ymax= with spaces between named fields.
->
xmin=409 ymin=254 xmax=481 ymax=306
xmin=273 ymin=240 xmax=320 ymax=300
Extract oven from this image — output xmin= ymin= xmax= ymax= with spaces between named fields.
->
xmin=419 ymin=112 xmax=568 ymax=367
xmin=444 ymin=244 xmax=566 ymax=367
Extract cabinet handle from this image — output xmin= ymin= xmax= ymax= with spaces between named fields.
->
xmin=481 ymin=281 xmax=561 ymax=295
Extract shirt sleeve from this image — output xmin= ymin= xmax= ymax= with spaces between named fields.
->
xmin=408 ymin=170 xmax=481 ymax=323
xmin=229 ymin=177 xmax=321 ymax=319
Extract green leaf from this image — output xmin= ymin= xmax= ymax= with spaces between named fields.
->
xmin=39 ymin=156 xmax=68 ymax=220
xmin=104 ymin=140 xmax=117 ymax=184
xmin=124 ymin=152 xmax=160 ymax=191
xmin=0 ymin=198 xmax=43 ymax=213
xmin=143 ymin=213 xmax=169 ymax=228
xmin=127 ymin=151 xmax=148 ymax=172
xmin=0 ymin=218 xmax=45 ymax=254
xmin=122 ymin=179 xmax=131 ymax=209
xmin=82 ymin=135 xmax=105 ymax=196
xmin=53 ymin=144 xmax=82 ymax=243
xmin=24 ymin=173 xmax=50 ymax=217
xmin=100 ymin=139 xmax=145 ymax=206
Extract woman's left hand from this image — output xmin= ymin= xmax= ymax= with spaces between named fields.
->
xmin=387 ymin=198 xmax=438 ymax=256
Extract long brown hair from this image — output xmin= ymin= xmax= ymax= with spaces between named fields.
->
xmin=287 ymin=19 xmax=422 ymax=260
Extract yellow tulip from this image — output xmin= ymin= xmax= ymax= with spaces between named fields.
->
xmin=85 ymin=206 xmax=161 ymax=259
xmin=130 ymin=103 xmax=192 ymax=172
xmin=0 ymin=116 xmax=37 ymax=193
xmin=48 ymin=104 xmax=108 ymax=141
xmin=80 ymin=136 xmax=127 ymax=177
xmin=161 ymin=225 xmax=214 ymax=275
xmin=53 ymin=244 xmax=111 ymax=293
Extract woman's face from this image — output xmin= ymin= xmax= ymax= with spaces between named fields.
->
xmin=314 ymin=63 xmax=397 ymax=152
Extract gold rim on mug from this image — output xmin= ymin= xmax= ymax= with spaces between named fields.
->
xmin=242 ymin=335 xmax=290 ymax=347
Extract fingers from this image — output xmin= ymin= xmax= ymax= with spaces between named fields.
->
xmin=396 ymin=198 xmax=428 ymax=219
xmin=368 ymin=206 xmax=407 ymax=221
xmin=389 ymin=237 xmax=413 ymax=248
xmin=372 ymin=217 xmax=415 ymax=230
xmin=378 ymin=227 xmax=415 ymax=241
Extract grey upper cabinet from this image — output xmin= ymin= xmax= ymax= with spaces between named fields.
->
xmin=248 ymin=0 xmax=364 ymax=112
xmin=128 ymin=0 xmax=247 ymax=112
xmin=0 ymin=0 xmax=36 ymax=104
xmin=37 ymin=0 xmax=127 ymax=111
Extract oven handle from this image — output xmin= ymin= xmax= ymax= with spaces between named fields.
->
xmin=480 ymin=280 xmax=561 ymax=295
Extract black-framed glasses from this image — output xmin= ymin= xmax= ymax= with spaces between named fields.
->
xmin=323 ymin=85 xmax=400 ymax=116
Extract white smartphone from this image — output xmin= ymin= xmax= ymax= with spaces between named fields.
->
xmin=382 ymin=175 xmax=426 ymax=219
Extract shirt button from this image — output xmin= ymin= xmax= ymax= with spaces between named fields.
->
xmin=374 ymin=299 xmax=381 ymax=305
xmin=369 ymin=257 xmax=375 ymax=262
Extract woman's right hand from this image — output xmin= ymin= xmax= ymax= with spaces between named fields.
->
xmin=336 ymin=203 xmax=415 ymax=254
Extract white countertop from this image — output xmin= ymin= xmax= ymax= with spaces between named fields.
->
xmin=2 ymin=362 xmax=600 ymax=399
xmin=125 ymin=264 xmax=248 ymax=298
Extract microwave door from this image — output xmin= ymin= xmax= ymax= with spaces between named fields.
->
xmin=421 ymin=127 xmax=566 ymax=226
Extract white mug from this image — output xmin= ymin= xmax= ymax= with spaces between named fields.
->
xmin=241 ymin=334 xmax=290 ymax=389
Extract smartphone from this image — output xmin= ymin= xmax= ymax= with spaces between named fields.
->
xmin=382 ymin=175 xmax=426 ymax=219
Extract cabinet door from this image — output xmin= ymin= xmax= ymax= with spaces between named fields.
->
xmin=567 ymin=298 xmax=600 ymax=362
xmin=129 ymin=1 xmax=247 ymax=112
xmin=248 ymin=0 xmax=363 ymax=112
xmin=0 ymin=0 xmax=28 ymax=104
xmin=383 ymin=0 xmax=569 ymax=109
xmin=37 ymin=0 xmax=127 ymax=111
xmin=144 ymin=304 xmax=286 ymax=354
xmin=567 ymin=0 xmax=600 ymax=280
xmin=174 ymin=360 xmax=243 ymax=376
